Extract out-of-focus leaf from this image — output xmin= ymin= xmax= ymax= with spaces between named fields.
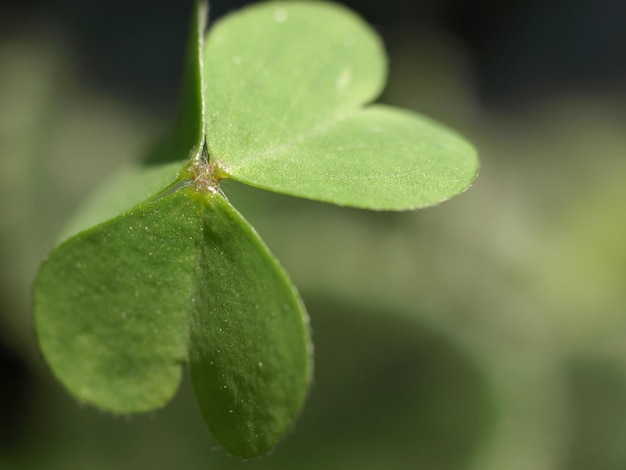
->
xmin=59 ymin=160 xmax=185 ymax=241
xmin=147 ymin=0 xmax=207 ymax=164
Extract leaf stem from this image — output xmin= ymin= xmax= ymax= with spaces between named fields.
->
xmin=181 ymin=143 xmax=229 ymax=195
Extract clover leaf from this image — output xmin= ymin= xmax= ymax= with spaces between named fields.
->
xmin=33 ymin=0 xmax=478 ymax=459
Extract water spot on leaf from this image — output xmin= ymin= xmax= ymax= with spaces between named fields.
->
xmin=336 ymin=67 xmax=352 ymax=91
xmin=343 ymin=33 xmax=356 ymax=46
xmin=273 ymin=8 xmax=288 ymax=23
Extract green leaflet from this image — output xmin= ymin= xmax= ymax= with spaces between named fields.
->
xmin=35 ymin=190 xmax=197 ymax=413
xmin=203 ymin=1 xmax=386 ymax=161
xmin=204 ymin=2 xmax=478 ymax=209
xmin=34 ymin=187 xmax=312 ymax=457
xmin=223 ymin=105 xmax=477 ymax=209
xmin=190 ymin=192 xmax=311 ymax=457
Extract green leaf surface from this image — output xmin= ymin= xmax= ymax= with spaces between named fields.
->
xmin=59 ymin=160 xmax=185 ymax=241
xmin=34 ymin=187 xmax=311 ymax=456
xmin=189 ymin=192 xmax=311 ymax=458
xmin=203 ymin=1 xmax=478 ymax=209
xmin=35 ymin=190 xmax=197 ymax=412
xmin=225 ymin=105 xmax=477 ymax=210
xmin=204 ymin=1 xmax=386 ymax=161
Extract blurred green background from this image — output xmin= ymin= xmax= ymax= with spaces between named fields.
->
xmin=1 ymin=0 xmax=625 ymax=469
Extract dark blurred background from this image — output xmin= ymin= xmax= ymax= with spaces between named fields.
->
xmin=1 ymin=1 xmax=625 ymax=469
xmin=4 ymin=0 xmax=626 ymax=109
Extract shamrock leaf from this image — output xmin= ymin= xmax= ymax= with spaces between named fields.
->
xmin=33 ymin=0 xmax=478 ymax=459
